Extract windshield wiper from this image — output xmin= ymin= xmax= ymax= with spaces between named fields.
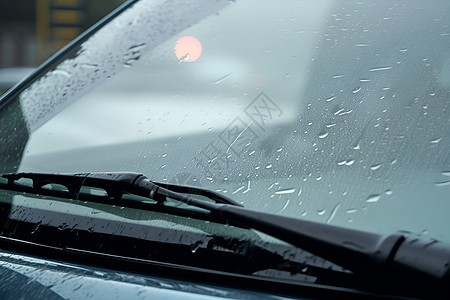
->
xmin=1 ymin=172 xmax=241 ymax=206
xmin=2 ymin=172 xmax=449 ymax=299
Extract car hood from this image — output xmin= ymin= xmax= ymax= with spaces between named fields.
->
xmin=0 ymin=249 xmax=298 ymax=300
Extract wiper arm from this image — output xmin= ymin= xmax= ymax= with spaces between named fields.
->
xmin=212 ymin=207 xmax=450 ymax=299
xmin=2 ymin=172 xmax=449 ymax=298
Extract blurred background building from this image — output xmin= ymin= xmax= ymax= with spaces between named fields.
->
xmin=0 ymin=0 xmax=125 ymax=95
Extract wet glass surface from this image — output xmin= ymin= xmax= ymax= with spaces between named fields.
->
xmin=6 ymin=0 xmax=450 ymax=243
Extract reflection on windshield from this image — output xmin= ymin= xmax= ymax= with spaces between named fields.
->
xmin=16 ymin=0 xmax=450 ymax=243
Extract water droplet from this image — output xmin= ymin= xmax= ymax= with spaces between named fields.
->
xmin=346 ymin=208 xmax=357 ymax=213
xmin=212 ymin=72 xmax=232 ymax=85
xmin=338 ymin=159 xmax=349 ymax=166
xmin=325 ymin=123 xmax=336 ymax=128
xmin=442 ymin=171 xmax=450 ymax=176
xmin=123 ymin=43 xmax=147 ymax=67
xmin=53 ymin=69 xmax=71 ymax=77
xmin=338 ymin=109 xmax=353 ymax=116
xmin=316 ymin=175 xmax=322 ymax=181
xmin=366 ymin=194 xmax=381 ymax=203
xmin=58 ymin=222 xmax=69 ymax=230
xmin=265 ymin=164 xmax=273 ymax=169
xmin=274 ymin=188 xmax=295 ymax=195
xmin=369 ymin=66 xmax=392 ymax=72
xmin=81 ymin=63 xmax=99 ymax=69
xmin=325 ymin=96 xmax=335 ymax=102
xmin=353 ymin=143 xmax=361 ymax=150
xmin=334 ymin=108 xmax=345 ymax=115
xmin=333 ymin=74 xmax=346 ymax=78
xmin=326 ymin=203 xmax=340 ymax=224
xmin=30 ymin=221 xmax=42 ymax=234
xmin=317 ymin=209 xmax=326 ymax=215
xmin=318 ymin=132 xmax=329 ymax=139
xmin=242 ymin=181 xmax=251 ymax=194
xmin=352 ymin=86 xmax=361 ymax=93
xmin=345 ymin=159 xmax=355 ymax=166
xmin=435 ymin=180 xmax=450 ymax=187
xmin=276 ymin=147 xmax=283 ymax=152
xmin=385 ymin=189 xmax=393 ymax=195
xmin=430 ymin=137 xmax=442 ymax=144
xmin=277 ymin=199 xmax=290 ymax=212
xmin=232 ymin=186 xmax=245 ymax=194
xmin=190 ymin=241 xmax=202 ymax=253
xmin=370 ymin=163 xmax=382 ymax=170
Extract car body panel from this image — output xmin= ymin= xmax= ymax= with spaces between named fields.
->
xmin=0 ymin=249 xmax=301 ymax=300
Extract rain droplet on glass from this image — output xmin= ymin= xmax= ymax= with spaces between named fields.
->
xmin=370 ymin=163 xmax=382 ymax=170
xmin=366 ymin=194 xmax=381 ymax=203
xmin=275 ymin=188 xmax=295 ymax=195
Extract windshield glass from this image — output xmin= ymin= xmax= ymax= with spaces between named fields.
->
xmin=3 ymin=0 xmax=450 ymax=244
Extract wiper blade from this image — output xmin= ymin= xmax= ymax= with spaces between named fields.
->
xmin=1 ymin=172 xmax=241 ymax=206
xmin=0 ymin=172 xmax=347 ymax=285
xmin=2 ymin=172 xmax=449 ymax=298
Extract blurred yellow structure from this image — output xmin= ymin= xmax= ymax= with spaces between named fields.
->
xmin=37 ymin=0 xmax=86 ymax=62
xmin=36 ymin=0 xmax=125 ymax=63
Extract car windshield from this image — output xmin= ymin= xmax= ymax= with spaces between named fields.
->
xmin=1 ymin=0 xmax=450 ymax=247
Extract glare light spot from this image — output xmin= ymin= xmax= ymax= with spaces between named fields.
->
xmin=174 ymin=36 xmax=202 ymax=63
